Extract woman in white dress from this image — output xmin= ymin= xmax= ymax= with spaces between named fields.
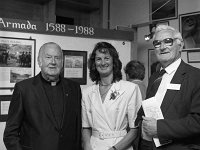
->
xmin=82 ymin=42 xmax=142 ymax=150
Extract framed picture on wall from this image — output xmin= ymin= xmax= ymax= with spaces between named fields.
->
xmin=179 ymin=11 xmax=200 ymax=49
xmin=62 ymin=50 xmax=87 ymax=85
xmin=0 ymin=37 xmax=36 ymax=89
xmin=150 ymin=0 xmax=178 ymax=22
xmin=0 ymin=95 xmax=12 ymax=122
xmin=148 ymin=49 xmax=160 ymax=79
xmin=187 ymin=49 xmax=200 ymax=63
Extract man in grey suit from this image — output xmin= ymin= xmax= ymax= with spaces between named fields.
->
xmin=4 ymin=42 xmax=82 ymax=150
xmin=135 ymin=25 xmax=200 ymax=150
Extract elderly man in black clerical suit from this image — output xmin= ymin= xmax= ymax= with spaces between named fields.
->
xmin=3 ymin=42 xmax=82 ymax=150
xmin=134 ymin=25 xmax=200 ymax=150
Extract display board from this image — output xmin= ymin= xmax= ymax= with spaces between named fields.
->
xmin=0 ymin=31 xmax=132 ymax=89
xmin=0 ymin=17 xmax=133 ymax=88
xmin=0 ymin=17 xmax=134 ymax=150
xmin=0 ymin=17 xmax=133 ymax=121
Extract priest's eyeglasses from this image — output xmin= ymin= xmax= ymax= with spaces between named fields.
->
xmin=153 ymin=38 xmax=178 ymax=48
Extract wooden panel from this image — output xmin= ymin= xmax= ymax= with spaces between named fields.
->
xmin=0 ymin=1 xmax=43 ymax=21
xmin=15 ymin=0 xmax=51 ymax=4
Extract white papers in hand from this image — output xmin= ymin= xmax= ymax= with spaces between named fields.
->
xmin=142 ymin=97 xmax=163 ymax=147
xmin=142 ymin=97 xmax=164 ymax=119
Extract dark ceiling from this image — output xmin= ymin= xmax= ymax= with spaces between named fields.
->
xmin=15 ymin=0 xmax=90 ymax=5
xmin=14 ymin=0 xmax=97 ymax=12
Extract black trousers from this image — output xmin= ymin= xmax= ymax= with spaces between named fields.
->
xmin=139 ymin=139 xmax=154 ymax=150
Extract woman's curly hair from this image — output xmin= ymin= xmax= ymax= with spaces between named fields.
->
xmin=88 ymin=42 xmax=122 ymax=84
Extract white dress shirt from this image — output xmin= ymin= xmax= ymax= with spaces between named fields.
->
xmin=155 ymin=58 xmax=181 ymax=106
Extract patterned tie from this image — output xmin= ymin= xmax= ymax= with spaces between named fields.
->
xmin=148 ymin=69 xmax=166 ymax=98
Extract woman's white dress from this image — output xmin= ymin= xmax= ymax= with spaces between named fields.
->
xmin=82 ymin=80 xmax=142 ymax=150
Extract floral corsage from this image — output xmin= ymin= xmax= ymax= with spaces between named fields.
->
xmin=110 ymin=90 xmax=119 ymax=100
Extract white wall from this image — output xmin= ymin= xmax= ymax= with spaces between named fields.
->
xmin=0 ymin=30 xmax=131 ymax=150
xmin=109 ymin=0 xmax=200 ymax=86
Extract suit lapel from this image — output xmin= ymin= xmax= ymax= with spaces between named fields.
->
xmin=89 ymin=85 xmax=109 ymax=124
xmin=33 ymin=74 xmax=59 ymax=129
xmin=89 ymin=82 xmax=125 ymax=129
xmin=103 ymin=82 xmax=125 ymax=129
xmin=89 ymin=84 xmax=115 ymax=129
xmin=104 ymin=81 xmax=125 ymax=108
xmin=161 ymin=61 xmax=186 ymax=114
xmin=60 ymin=79 xmax=71 ymax=129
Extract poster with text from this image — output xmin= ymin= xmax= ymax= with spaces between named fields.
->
xmin=0 ymin=37 xmax=35 ymax=89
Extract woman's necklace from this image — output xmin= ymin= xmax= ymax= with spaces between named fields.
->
xmin=99 ymin=83 xmax=112 ymax=102
xmin=100 ymin=87 xmax=110 ymax=96
xmin=99 ymin=81 xmax=112 ymax=86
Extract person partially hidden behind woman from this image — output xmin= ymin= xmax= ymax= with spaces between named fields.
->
xmin=82 ymin=42 xmax=142 ymax=150
xmin=124 ymin=60 xmax=146 ymax=100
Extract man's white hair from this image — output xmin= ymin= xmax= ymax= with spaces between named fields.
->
xmin=152 ymin=25 xmax=183 ymax=41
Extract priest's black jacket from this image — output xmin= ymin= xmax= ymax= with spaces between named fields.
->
xmin=3 ymin=73 xmax=82 ymax=150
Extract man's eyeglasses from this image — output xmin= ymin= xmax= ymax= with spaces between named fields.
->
xmin=153 ymin=38 xmax=178 ymax=48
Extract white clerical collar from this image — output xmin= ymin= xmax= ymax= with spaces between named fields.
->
xmin=51 ymin=81 xmax=57 ymax=86
xmin=40 ymin=73 xmax=60 ymax=86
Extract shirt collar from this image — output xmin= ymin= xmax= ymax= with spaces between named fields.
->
xmin=161 ymin=58 xmax=181 ymax=75
xmin=40 ymin=72 xmax=61 ymax=86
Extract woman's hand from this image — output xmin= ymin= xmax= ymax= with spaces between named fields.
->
xmin=83 ymin=143 xmax=93 ymax=150
xmin=82 ymin=128 xmax=93 ymax=150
